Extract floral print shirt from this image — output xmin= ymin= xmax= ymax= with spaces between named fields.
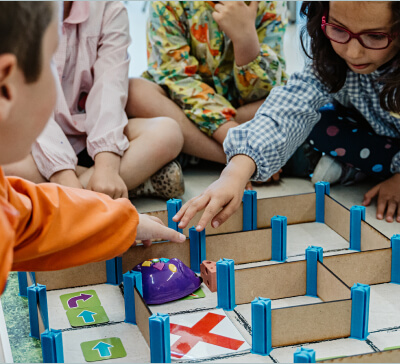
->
xmin=143 ymin=1 xmax=288 ymax=136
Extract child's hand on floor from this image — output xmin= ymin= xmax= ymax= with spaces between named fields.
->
xmin=174 ymin=155 xmax=256 ymax=231
xmin=362 ymin=173 xmax=400 ymax=222
xmin=50 ymin=170 xmax=83 ymax=189
xmin=136 ymin=214 xmax=186 ymax=247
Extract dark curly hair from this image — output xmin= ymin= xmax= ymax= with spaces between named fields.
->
xmin=300 ymin=1 xmax=400 ymax=113
xmin=0 ymin=2 xmax=54 ymax=83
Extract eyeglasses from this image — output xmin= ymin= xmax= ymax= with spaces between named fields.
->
xmin=321 ymin=15 xmax=396 ymax=50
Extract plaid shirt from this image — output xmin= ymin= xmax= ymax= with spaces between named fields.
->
xmin=224 ymin=64 xmax=400 ymax=181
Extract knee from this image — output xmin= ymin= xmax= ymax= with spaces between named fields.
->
xmin=151 ymin=117 xmax=184 ymax=159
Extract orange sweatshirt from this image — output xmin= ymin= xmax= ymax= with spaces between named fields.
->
xmin=0 ymin=167 xmax=138 ymax=294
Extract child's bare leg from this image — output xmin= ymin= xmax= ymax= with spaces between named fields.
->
xmin=126 ymin=78 xmax=227 ymax=164
xmin=235 ymin=99 xmax=265 ymax=124
xmin=2 ymin=154 xmax=47 ymax=183
xmin=79 ymin=117 xmax=184 ymax=190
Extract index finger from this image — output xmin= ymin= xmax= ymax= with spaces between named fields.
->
xmin=195 ymin=199 xmax=225 ymax=231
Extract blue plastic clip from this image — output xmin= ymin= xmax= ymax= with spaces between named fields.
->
xmin=294 ymin=347 xmax=316 ymax=363
xmin=271 ymin=216 xmax=287 ymax=262
xmin=167 ymin=198 xmax=183 ymax=233
xmin=18 ymin=272 xmax=28 ymax=297
xmin=149 ymin=313 xmax=171 ymax=363
xmin=106 ymin=257 xmax=123 ymax=285
xmin=123 ymin=271 xmax=143 ymax=325
xmin=216 ymin=259 xmax=236 ymax=311
xmin=189 ymin=227 xmax=206 ymax=273
xmin=306 ymin=246 xmax=323 ymax=297
xmin=350 ymin=206 xmax=366 ymax=251
xmin=315 ymin=182 xmax=330 ymax=223
xmin=243 ymin=190 xmax=257 ymax=231
xmin=41 ymin=329 xmax=64 ymax=363
xmin=251 ymin=297 xmax=272 ymax=355
xmin=27 ymin=284 xmax=49 ymax=339
xmin=391 ymin=235 xmax=400 ymax=284
xmin=350 ymin=283 xmax=370 ymax=340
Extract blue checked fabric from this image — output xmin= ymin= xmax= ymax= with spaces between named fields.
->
xmin=224 ymin=63 xmax=400 ymax=181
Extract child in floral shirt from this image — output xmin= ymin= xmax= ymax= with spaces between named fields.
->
xmin=127 ymin=1 xmax=287 ymax=179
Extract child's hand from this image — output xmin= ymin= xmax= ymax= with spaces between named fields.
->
xmin=173 ymin=155 xmax=256 ymax=231
xmin=87 ymin=169 xmax=128 ymax=199
xmin=362 ymin=173 xmax=400 ymax=222
xmin=87 ymin=152 xmax=128 ymax=199
xmin=212 ymin=2 xmax=259 ymax=44
xmin=50 ymin=170 xmax=83 ymax=189
xmin=136 ymin=214 xmax=186 ymax=247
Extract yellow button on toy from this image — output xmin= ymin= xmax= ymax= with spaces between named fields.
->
xmin=142 ymin=261 xmax=152 ymax=267
xmin=168 ymin=264 xmax=177 ymax=272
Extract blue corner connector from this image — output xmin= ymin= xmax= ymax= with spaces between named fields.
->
xmin=167 ymin=198 xmax=183 ymax=233
xmin=306 ymin=246 xmax=323 ymax=297
xmin=123 ymin=271 xmax=143 ymax=325
xmin=18 ymin=272 xmax=28 ymax=297
xmin=391 ymin=235 xmax=400 ymax=284
xmin=216 ymin=259 xmax=236 ymax=311
xmin=294 ymin=347 xmax=316 ymax=363
xmin=251 ymin=297 xmax=272 ymax=356
xmin=41 ymin=329 xmax=64 ymax=363
xmin=106 ymin=257 xmax=123 ymax=285
xmin=350 ymin=283 xmax=370 ymax=340
xmin=350 ymin=206 xmax=366 ymax=251
xmin=315 ymin=182 xmax=330 ymax=223
xmin=189 ymin=226 xmax=206 ymax=273
xmin=27 ymin=284 xmax=49 ymax=339
xmin=271 ymin=216 xmax=287 ymax=262
xmin=149 ymin=313 xmax=171 ymax=363
xmin=243 ymin=190 xmax=257 ymax=231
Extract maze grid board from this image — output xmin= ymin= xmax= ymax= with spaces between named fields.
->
xmin=3 ymin=190 xmax=400 ymax=363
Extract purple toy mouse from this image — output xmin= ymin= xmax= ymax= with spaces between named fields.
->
xmin=132 ymin=258 xmax=202 ymax=305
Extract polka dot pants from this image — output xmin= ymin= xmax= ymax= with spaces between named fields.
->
xmin=307 ymin=103 xmax=399 ymax=180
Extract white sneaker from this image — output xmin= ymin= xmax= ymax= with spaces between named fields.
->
xmin=311 ymin=155 xmax=343 ymax=185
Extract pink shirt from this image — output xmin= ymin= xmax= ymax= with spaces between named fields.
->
xmin=32 ymin=1 xmax=131 ymax=180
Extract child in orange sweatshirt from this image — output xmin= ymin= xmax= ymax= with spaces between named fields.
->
xmin=0 ymin=2 xmax=186 ymax=295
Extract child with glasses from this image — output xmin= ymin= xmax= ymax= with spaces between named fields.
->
xmin=173 ymin=1 xmax=400 ymax=230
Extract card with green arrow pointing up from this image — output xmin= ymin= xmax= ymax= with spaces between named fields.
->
xmin=66 ymin=306 xmax=109 ymax=327
xmin=81 ymin=337 xmax=126 ymax=361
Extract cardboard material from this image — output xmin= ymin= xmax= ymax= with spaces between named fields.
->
xmin=34 ymin=262 xmax=107 ymax=290
xmin=206 ymin=229 xmax=272 ymax=264
xmin=134 ymin=287 xmax=151 ymax=347
xmin=324 ymin=249 xmax=392 ymax=286
xmin=122 ymin=240 xmax=191 ymax=273
xmin=235 ymin=261 xmax=307 ymax=305
xmin=319 ymin=348 xmax=400 ymax=363
xmin=360 ymin=221 xmax=391 ymax=251
xmin=271 ymin=300 xmax=352 ymax=347
xmin=324 ymin=196 xmax=350 ymax=241
xmin=317 ymin=262 xmax=351 ymax=302
xmin=257 ymin=193 xmax=316 ymax=228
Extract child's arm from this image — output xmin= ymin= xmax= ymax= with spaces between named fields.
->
xmin=83 ymin=3 xmax=131 ymax=197
xmin=214 ymin=1 xmax=288 ymax=102
xmin=0 ymin=171 xmax=185 ymax=293
xmin=175 ymin=67 xmax=334 ymax=230
xmin=145 ymin=2 xmax=237 ymax=137
xmin=32 ymin=117 xmax=81 ymax=187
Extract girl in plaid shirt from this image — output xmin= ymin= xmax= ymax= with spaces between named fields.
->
xmin=175 ymin=1 xmax=400 ymax=228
